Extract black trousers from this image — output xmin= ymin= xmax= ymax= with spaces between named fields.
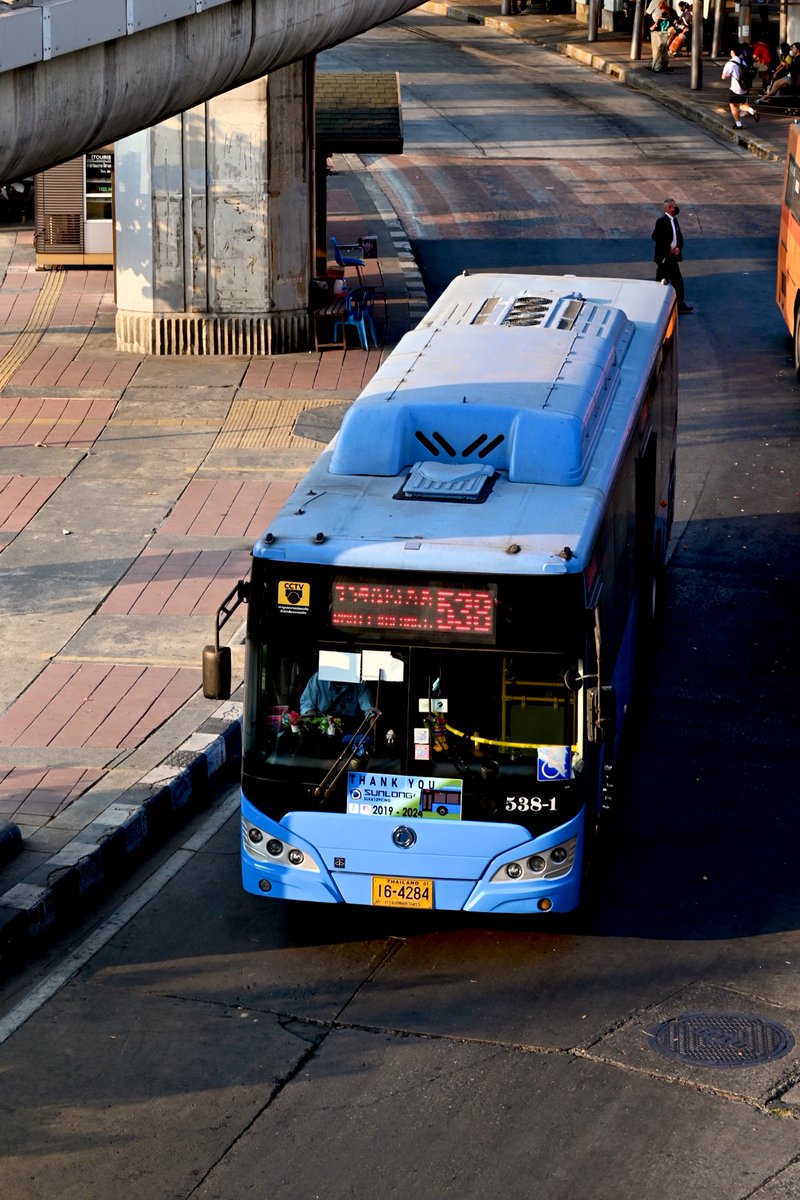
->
xmin=655 ymin=257 xmax=685 ymax=306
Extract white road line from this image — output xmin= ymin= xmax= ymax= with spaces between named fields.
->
xmin=0 ymin=790 xmax=240 ymax=1047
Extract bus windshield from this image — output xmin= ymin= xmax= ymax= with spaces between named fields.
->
xmin=245 ymin=636 xmax=578 ymax=783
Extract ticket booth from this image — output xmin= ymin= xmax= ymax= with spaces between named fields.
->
xmin=33 ymin=148 xmax=114 ymax=268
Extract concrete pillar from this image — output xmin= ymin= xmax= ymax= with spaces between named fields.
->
xmin=114 ymin=59 xmax=314 ymax=356
xmin=787 ymin=0 xmax=800 ymax=43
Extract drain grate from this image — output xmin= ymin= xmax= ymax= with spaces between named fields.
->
xmin=651 ymin=1012 xmax=795 ymax=1069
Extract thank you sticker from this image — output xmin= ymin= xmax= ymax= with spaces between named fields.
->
xmin=347 ymin=773 xmax=462 ymax=820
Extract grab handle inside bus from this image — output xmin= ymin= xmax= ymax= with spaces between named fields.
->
xmin=202 ymin=577 xmax=250 ymax=701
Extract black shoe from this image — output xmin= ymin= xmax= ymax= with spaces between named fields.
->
xmin=678 ymin=304 xmax=693 ymax=313
xmin=753 ymin=108 xmax=760 ymax=122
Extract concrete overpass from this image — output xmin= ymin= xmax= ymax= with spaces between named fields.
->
xmin=0 ymin=0 xmax=424 ymax=181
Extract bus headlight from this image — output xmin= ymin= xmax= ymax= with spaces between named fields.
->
xmin=242 ymin=819 xmax=320 ymax=872
xmin=491 ymin=838 xmax=577 ymax=884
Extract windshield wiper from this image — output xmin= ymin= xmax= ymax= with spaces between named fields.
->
xmin=313 ymin=708 xmax=380 ymax=801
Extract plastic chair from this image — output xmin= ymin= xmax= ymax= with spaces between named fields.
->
xmin=333 ymin=287 xmax=378 ymax=351
xmin=330 ymin=236 xmax=366 ymax=285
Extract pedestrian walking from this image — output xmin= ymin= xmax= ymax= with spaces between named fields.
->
xmin=722 ymin=45 xmax=759 ymax=128
xmin=649 ymin=2 xmax=675 ymax=72
xmin=652 ymin=198 xmax=693 ymax=314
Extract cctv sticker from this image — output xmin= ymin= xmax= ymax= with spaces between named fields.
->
xmin=278 ymin=580 xmax=310 ymax=615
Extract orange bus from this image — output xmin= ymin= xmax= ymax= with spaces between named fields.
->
xmin=777 ymin=121 xmax=800 ymax=373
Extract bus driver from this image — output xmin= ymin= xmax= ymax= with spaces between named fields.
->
xmin=299 ymin=674 xmax=375 ymax=719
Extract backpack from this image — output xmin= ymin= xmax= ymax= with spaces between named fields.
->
xmin=737 ymin=48 xmax=755 ymax=91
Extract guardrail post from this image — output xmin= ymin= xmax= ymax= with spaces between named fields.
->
xmin=588 ymin=0 xmax=599 ymax=41
xmin=712 ymin=0 xmax=724 ymax=58
xmin=690 ymin=0 xmax=703 ymax=89
xmin=630 ymin=0 xmax=644 ymax=59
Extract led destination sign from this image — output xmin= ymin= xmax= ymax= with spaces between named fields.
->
xmin=331 ymin=580 xmax=496 ymax=641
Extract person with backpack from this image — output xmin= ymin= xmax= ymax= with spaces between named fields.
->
xmin=722 ymin=45 xmax=760 ymax=128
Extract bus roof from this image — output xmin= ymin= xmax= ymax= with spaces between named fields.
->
xmin=255 ymin=273 xmax=675 ymax=577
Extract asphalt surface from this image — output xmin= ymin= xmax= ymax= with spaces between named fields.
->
xmin=0 ymin=0 xmax=794 ymax=967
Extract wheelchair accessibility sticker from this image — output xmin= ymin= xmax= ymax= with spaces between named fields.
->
xmin=278 ymin=580 xmax=310 ymax=615
xmin=537 ymin=746 xmax=573 ymax=782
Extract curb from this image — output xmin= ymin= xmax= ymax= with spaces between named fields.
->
xmin=0 ymin=703 xmax=242 ymax=971
xmin=419 ymin=0 xmax=783 ymax=163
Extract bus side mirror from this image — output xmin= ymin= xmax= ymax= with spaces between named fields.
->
xmin=203 ymin=645 xmax=231 ymax=700
xmin=201 ymin=576 xmax=250 ymax=701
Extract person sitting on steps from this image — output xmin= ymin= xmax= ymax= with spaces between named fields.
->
xmin=758 ymin=43 xmax=800 ymax=103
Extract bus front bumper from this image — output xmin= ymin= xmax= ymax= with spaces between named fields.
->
xmin=241 ymin=798 xmax=586 ymax=914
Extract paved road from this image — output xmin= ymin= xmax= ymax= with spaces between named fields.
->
xmin=1 ymin=9 xmax=799 ymax=1199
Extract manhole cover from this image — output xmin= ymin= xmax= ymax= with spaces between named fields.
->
xmin=651 ymin=1012 xmax=795 ymax=1069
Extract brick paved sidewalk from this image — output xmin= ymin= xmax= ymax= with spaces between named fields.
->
xmin=0 ymin=158 xmax=424 ymax=965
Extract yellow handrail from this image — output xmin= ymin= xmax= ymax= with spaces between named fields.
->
xmin=444 ymin=722 xmax=577 ymax=753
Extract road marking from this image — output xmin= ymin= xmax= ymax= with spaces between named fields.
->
xmin=0 ymin=790 xmax=239 ymax=1046
xmin=0 ymin=268 xmax=67 ymax=391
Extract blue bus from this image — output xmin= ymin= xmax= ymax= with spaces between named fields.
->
xmin=203 ymin=272 xmax=678 ymax=914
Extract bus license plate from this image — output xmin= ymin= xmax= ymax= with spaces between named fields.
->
xmin=372 ymin=876 xmax=433 ymax=909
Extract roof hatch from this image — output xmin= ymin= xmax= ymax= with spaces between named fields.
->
xmin=395 ymin=460 xmax=496 ymax=503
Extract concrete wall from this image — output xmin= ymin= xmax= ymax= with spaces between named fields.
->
xmin=0 ymin=0 xmax=425 ymax=180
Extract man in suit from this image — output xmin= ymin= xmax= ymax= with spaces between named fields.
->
xmin=652 ymin=198 xmax=693 ymax=313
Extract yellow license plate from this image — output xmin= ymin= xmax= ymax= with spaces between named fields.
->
xmin=372 ymin=876 xmax=433 ymax=909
